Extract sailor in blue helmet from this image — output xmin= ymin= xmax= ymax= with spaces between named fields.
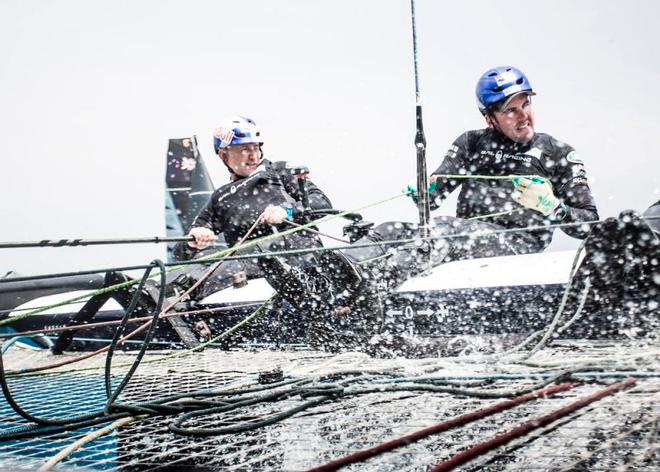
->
xmin=178 ymin=115 xmax=332 ymax=254
xmin=337 ymin=67 xmax=600 ymax=293
xmin=166 ymin=116 xmax=335 ymax=304
xmin=425 ymin=66 xmax=599 ymax=253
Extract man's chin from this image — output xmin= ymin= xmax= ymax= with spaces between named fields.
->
xmin=514 ymin=129 xmax=534 ymax=144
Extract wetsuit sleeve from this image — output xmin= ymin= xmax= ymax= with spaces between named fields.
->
xmin=550 ymin=147 xmax=599 ymax=239
xmin=172 ymin=241 xmax=196 ymax=261
xmin=190 ymin=195 xmax=221 ymax=232
xmin=429 ymin=132 xmax=471 ymax=210
xmin=302 ymin=179 xmax=333 ymax=211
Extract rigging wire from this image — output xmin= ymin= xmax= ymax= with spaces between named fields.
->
xmin=0 ymin=193 xmax=406 ymax=324
xmin=0 ymin=192 xmax=404 ymax=252
xmin=0 ymin=174 xmax=655 ymax=256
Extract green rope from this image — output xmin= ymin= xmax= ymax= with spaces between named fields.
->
xmin=431 ymin=173 xmax=550 ymax=183
xmin=406 ymin=173 xmax=545 ymax=221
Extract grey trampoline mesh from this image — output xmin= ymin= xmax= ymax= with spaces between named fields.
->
xmin=0 ymin=340 xmax=658 ymax=471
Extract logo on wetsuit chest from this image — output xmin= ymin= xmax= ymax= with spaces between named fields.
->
xmin=481 ymin=149 xmax=532 ymax=163
xmin=217 ymin=174 xmax=260 ymax=203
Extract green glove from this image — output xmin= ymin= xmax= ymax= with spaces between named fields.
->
xmin=511 ymin=176 xmax=560 ymax=216
xmin=406 ymin=180 xmax=437 ymax=197
xmin=512 ymin=176 xmax=547 ymax=186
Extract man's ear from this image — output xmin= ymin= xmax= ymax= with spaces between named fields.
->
xmin=218 ymin=149 xmax=228 ymax=163
xmin=484 ymin=113 xmax=495 ymax=129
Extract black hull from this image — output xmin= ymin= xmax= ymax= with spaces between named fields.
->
xmin=5 ymin=283 xmax=656 ymax=354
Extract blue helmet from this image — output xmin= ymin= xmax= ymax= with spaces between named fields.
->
xmin=475 ymin=66 xmax=535 ymax=114
xmin=213 ymin=116 xmax=263 ymax=153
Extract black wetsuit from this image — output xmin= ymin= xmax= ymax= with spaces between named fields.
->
xmin=188 ymin=160 xmax=330 ymax=246
xmin=172 ymin=159 xmax=332 ymax=298
xmin=344 ymin=129 xmax=599 ymax=284
xmin=431 ymin=128 xmax=599 ymax=249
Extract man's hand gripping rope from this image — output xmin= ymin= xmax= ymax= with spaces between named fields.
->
xmin=187 ymin=205 xmax=292 ymax=250
xmin=511 ymin=176 xmax=561 ymax=216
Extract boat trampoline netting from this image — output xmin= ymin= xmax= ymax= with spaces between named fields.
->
xmin=0 ymin=341 xmax=658 ymax=471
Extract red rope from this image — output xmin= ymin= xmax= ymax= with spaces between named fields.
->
xmin=306 ymin=381 xmax=576 ymax=472
xmin=429 ymin=377 xmax=637 ymax=472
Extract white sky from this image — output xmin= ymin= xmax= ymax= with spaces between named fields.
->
xmin=1 ymin=0 xmax=659 ymax=275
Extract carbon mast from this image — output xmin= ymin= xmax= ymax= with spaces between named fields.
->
xmin=410 ymin=0 xmax=431 ymax=241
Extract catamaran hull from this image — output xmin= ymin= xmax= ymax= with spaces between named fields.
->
xmin=2 ymin=250 xmax=657 ymax=353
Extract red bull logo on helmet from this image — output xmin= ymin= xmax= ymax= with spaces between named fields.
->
xmin=213 ymin=127 xmax=235 ymax=147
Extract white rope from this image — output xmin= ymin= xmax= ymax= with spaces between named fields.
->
xmin=38 ymin=416 xmax=137 ymax=471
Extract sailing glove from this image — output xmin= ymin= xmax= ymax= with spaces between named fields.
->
xmin=406 ymin=180 xmax=438 ymax=202
xmin=512 ymin=176 xmax=561 ymax=216
xmin=260 ymin=204 xmax=293 ymax=224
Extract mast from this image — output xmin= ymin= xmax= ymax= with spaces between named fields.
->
xmin=410 ymin=0 xmax=431 ymax=240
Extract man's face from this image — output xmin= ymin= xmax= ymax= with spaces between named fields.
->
xmin=220 ymin=143 xmax=262 ymax=177
xmin=487 ymin=93 xmax=535 ymax=144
